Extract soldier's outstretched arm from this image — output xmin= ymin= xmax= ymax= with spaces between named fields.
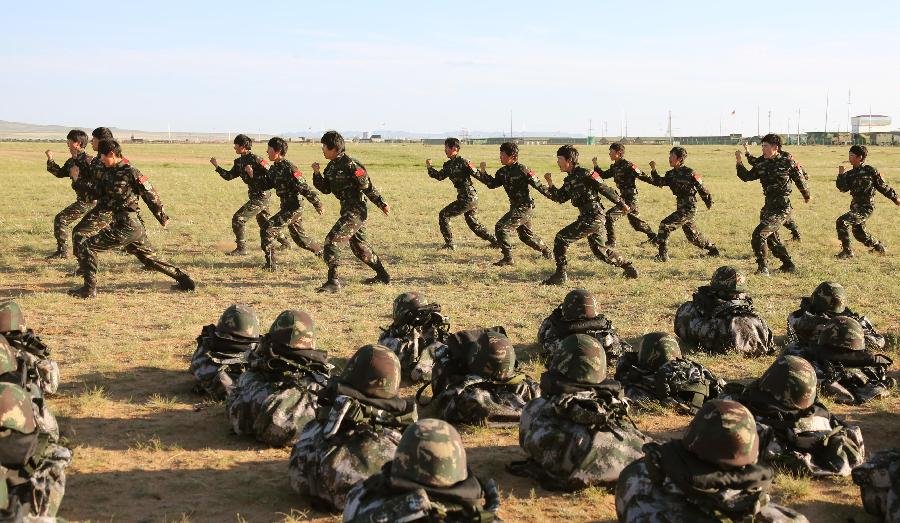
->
xmin=543 ymin=173 xmax=569 ymax=203
xmin=474 ymin=163 xmax=502 ymax=188
xmin=835 ymin=165 xmax=850 ymax=192
xmin=697 ymin=179 xmax=714 ymax=209
xmin=788 ymin=159 xmax=811 ymax=201
xmin=528 ymin=172 xmax=553 ymax=199
xmin=216 ymin=158 xmax=242 ymax=180
xmin=735 ymin=157 xmax=759 ymax=182
xmin=426 ymin=159 xmax=448 ymax=181
xmin=311 ymin=162 xmax=331 ymax=194
xmin=360 ymin=174 xmax=389 ymax=213
xmin=872 ymin=169 xmax=900 ymax=204
xmin=46 ymin=155 xmax=68 ymax=178
xmin=133 ymin=168 xmax=170 ymax=225
xmin=647 ymin=162 xmax=668 ymax=187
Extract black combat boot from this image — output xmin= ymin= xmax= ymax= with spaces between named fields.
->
xmin=871 ymin=242 xmax=886 ymax=255
xmin=494 ymin=251 xmax=514 ymax=266
xmin=263 ymin=249 xmax=277 ymax=271
xmin=227 ymin=242 xmax=248 ymax=256
xmin=363 ymin=260 xmax=391 ymax=284
xmin=776 ymin=260 xmax=797 ymax=273
xmin=540 ymin=247 xmax=553 ymax=260
xmin=316 ymin=267 xmax=343 ymax=293
xmin=45 ymin=248 xmax=67 ymax=260
xmin=755 ymin=263 xmax=770 ymax=276
xmin=541 ymin=267 xmax=568 ymax=285
xmin=622 ymin=262 xmax=639 ymax=279
xmin=172 ymin=270 xmax=196 ymax=291
xmin=707 ymin=244 xmax=720 ymax=257
xmin=68 ymin=274 xmax=98 ymax=298
xmin=440 ymin=242 xmax=456 ymax=251
xmin=654 ymin=242 xmax=669 ymax=262
xmin=644 ymin=232 xmax=658 ymax=244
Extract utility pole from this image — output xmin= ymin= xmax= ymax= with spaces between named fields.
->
xmin=509 ymin=111 xmax=513 ymax=141
xmin=797 ymin=108 xmax=801 ymax=145
xmin=825 ymin=91 xmax=829 ymax=134
xmin=756 ymin=105 xmax=760 ymax=137
xmin=667 ymin=110 xmax=673 ymax=144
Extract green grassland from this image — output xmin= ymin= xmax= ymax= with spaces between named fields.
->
xmin=0 ymin=141 xmax=898 ymax=522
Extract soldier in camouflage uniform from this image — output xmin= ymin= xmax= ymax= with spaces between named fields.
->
xmin=426 ymin=328 xmax=539 ymax=426
xmin=853 ymin=448 xmax=900 ymax=523
xmin=726 ymin=356 xmax=865 ymax=477
xmin=313 ymin=131 xmax=391 ymax=293
xmin=834 ymin=144 xmax=900 ymax=258
xmin=226 ymin=310 xmax=331 ymax=447
xmin=787 ymin=281 xmax=885 ymax=352
xmin=508 ymin=334 xmax=650 ymax=491
xmin=68 ymin=140 xmax=196 ymax=298
xmin=378 ymin=292 xmax=450 ymax=383
xmin=211 ymin=133 xmax=291 ymax=256
xmin=743 ymin=141 xmax=807 ymax=241
xmin=537 ymin=288 xmax=630 ymax=362
xmin=735 ymin=133 xmax=810 ymax=274
xmin=674 ymin=266 xmax=776 ymax=356
xmin=189 ymin=304 xmax=261 ymax=400
xmin=615 ymin=332 xmax=724 ymax=415
xmin=783 ymin=316 xmax=894 ymax=405
xmin=646 ymin=147 xmax=719 ymax=261
xmin=591 ymin=142 xmax=657 ymax=247
xmin=541 ymin=145 xmax=639 ymax=284
xmin=616 ymin=399 xmax=808 ymax=522
xmin=343 ymin=419 xmax=502 ymax=523
xmin=289 ymin=344 xmax=417 ymax=511
xmin=71 ymin=127 xmax=116 ymax=267
xmin=426 ymin=138 xmax=497 ymax=250
xmin=259 ymin=137 xmax=325 ymax=271
xmin=44 ymin=129 xmax=96 ymax=259
xmin=0 ymin=382 xmax=72 ymax=520
xmin=0 ymin=301 xmax=60 ymax=396
xmin=476 ymin=142 xmax=553 ymax=266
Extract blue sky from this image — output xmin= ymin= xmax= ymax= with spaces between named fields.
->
xmin=2 ymin=1 xmax=898 ymax=136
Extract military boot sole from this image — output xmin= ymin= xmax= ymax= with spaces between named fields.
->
xmin=776 ymin=263 xmax=797 ymax=273
xmin=45 ymin=251 xmax=68 ymax=260
xmin=316 ymin=280 xmax=343 ymax=293
xmin=834 ymin=250 xmax=854 ymax=259
xmin=362 ymin=274 xmax=390 ymax=285
xmin=541 ymin=272 xmax=568 ymax=285
xmin=173 ymin=274 xmax=197 ymax=291
xmin=493 ymin=258 xmax=515 ymax=266
xmin=67 ymin=286 xmax=97 ymax=299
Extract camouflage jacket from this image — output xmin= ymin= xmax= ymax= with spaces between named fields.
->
xmin=781 ymin=343 xmax=894 ymax=404
xmin=537 ymin=309 xmax=629 ymax=361
xmin=313 ymin=153 xmax=387 ymax=217
xmin=596 ymin=158 xmax=653 ymax=203
xmin=46 ymin=151 xmax=95 ymax=202
xmin=836 ymin=164 xmax=899 ymax=212
xmin=427 ymin=155 xmax=481 ymax=202
xmin=786 ymin=298 xmax=885 ymax=351
xmin=266 ymin=159 xmax=323 ymax=213
xmin=343 ymin=463 xmax=502 ymax=523
xmin=616 ymin=441 xmax=808 ymax=523
xmin=852 ymin=448 xmax=900 ymax=523
xmin=615 ymin=353 xmax=723 ymax=414
xmin=746 ymin=150 xmax=809 ymax=180
xmin=216 ymin=152 xmax=273 ymax=200
xmin=93 ymin=160 xmax=168 ymax=224
xmin=547 ymin=166 xmax=624 ymax=215
xmin=480 ymin=162 xmax=551 ymax=208
xmin=736 ymin=155 xmax=809 ymax=211
xmin=648 ymin=165 xmax=712 ymax=210
xmin=378 ymin=313 xmax=450 ymax=383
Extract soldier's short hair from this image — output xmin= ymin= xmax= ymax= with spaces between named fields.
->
xmin=92 ymin=127 xmax=114 ymax=141
xmin=444 ymin=137 xmax=461 ymax=150
xmin=556 ymin=145 xmax=579 ymax=164
xmin=670 ymin=146 xmax=688 ymax=161
xmin=98 ymin=139 xmax=122 ymax=157
xmin=500 ymin=142 xmax=518 ymax=159
xmin=268 ymin=137 xmax=289 ymax=155
xmin=849 ymin=145 xmax=868 ymax=160
xmin=321 ymin=130 xmax=345 ymax=154
xmin=609 ymin=142 xmax=625 ymax=153
xmin=761 ymin=133 xmax=782 ymax=149
xmin=66 ymin=130 xmax=88 ymax=148
xmin=233 ymin=134 xmax=253 ymax=150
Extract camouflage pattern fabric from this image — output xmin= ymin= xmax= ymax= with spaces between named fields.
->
xmin=836 ymin=163 xmax=899 ymax=250
xmin=479 ymin=162 xmax=551 ymax=257
xmin=378 ymin=322 xmax=448 ymax=384
xmin=853 ymin=448 xmax=900 ymax=523
xmin=674 ymin=286 xmax=775 ymax=356
xmin=51 ymin=200 xmax=95 ymax=255
xmin=216 ymin=152 xmax=276 ymax=247
xmin=313 ymin=154 xmax=388 ymax=271
xmin=428 ymin=155 xmax=496 ymax=245
xmin=595 ymin=159 xmax=656 ymax=244
xmin=493 ymin=205 xmax=548 ymax=258
xmin=615 ymin=352 xmax=724 ymax=415
xmin=1 ymin=328 xmax=61 ymax=396
xmin=787 ymin=300 xmax=885 ymax=352
xmin=747 ymin=150 xmax=806 ymax=239
xmin=261 ymin=159 xmax=323 ymax=257
xmin=71 ymin=206 xmax=113 ymax=259
xmin=189 ymin=326 xmax=251 ymax=400
xmin=47 ymin=151 xmax=98 ymax=253
xmin=647 ymin=165 xmax=714 ymax=252
xmin=6 ymin=442 xmax=73 ymax=519
xmin=537 ymin=304 xmax=630 ymax=362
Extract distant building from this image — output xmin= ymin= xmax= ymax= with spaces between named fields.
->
xmin=370 ymin=134 xmax=384 ymax=143
xmin=851 ymin=115 xmax=892 ymax=134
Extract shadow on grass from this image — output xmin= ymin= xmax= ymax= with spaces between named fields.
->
xmin=61 ymin=366 xmax=195 ymax=402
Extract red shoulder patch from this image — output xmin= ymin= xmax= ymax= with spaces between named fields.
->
xmin=260 ymin=159 xmax=268 ymax=167
xmin=591 ymin=171 xmax=601 ymax=180
xmin=631 ymin=163 xmax=640 ymax=172
xmin=527 ymin=170 xmax=536 ymax=177
xmin=293 ymin=170 xmax=303 ymax=179
xmin=692 ymin=172 xmax=702 ymax=181
xmin=354 ymin=168 xmax=365 ymax=177
xmin=137 ymin=175 xmax=148 ymax=184
xmin=122 ymin=158 xmax=130 ymax=164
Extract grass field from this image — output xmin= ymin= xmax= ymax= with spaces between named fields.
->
xmin=1 ymin=141 xmax=898 ymax=523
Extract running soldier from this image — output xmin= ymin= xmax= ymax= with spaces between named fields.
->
xmin=591 ymin=142 xmax=657 ymax=247
xmin=44 ymin=129 xmax=95 ymax=258
xmin=71 ymin=127 xmax=116 ymax=265
xmin=425 ymin=138 xmax=497 ymax=249
xmin=743 ymin=141 xmax=807 ymax=241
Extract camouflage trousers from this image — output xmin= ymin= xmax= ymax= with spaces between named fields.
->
xmin=657 ymin=207 xmax=712 ymax=249
xmin=496 ymin=205 xmax=547 ymax=256
xmin=783 ymin=210 xmax=801 ymax=239
xmin=323 ymin=212 xmax=380 ymax=270
xmin=72 ymin=207 xmax=113 ymax=257
xmin=76 ymin=212 xmax=185 ymax=288
xmin=289 ymin=421 xmax=403 ymax=511
xmin=53 ymin=199 xmax=94 ymax=254
xmin=554 ymin=211 xmax=628 ymax=269
xmin=605 ymin=200 xmax=655 ymax=245
xmin=226 ymin=370 xmax=322 ymax=447
xmin=752 ymin=208 xmax=792 ymax=267
xmin=438 ymin=198 xmax=496 ymax=245
xmin=262 ymin=208 xmax=322 ymax=255
xmin=836 ymin=207 xmax=878 ymax=249
xmin=232 ymin=196 xmax=271 ymax=248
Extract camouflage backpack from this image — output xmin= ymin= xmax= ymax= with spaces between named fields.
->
xmin=0 ymin=302 xmax=24 ymax=334
xmin=392 ymin=292 xmax=442 ymax=327
xmin=0 ymin=336 xmax=19 ymax=378
xmin=757 ymin=356 xmax=818 ymax=410
xmin=683 ymin=399 xmax=759 ymax=468
xmin=0 ymin=382 xmax=39 ymax=469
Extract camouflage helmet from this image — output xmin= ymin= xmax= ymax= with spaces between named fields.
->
xmin=0 ymin=383 xmax=36 ymax=435
xmin=549 ymin=334 xmax=607 ymax=384
xmin=709 ymin=266 xmax=748 ymax=294
xmin=215 ymin=304 xmax=260 ymax=341
xmin=467 ymin=331 xmax=516 ymax=381
xmin=817 ymin=316 xmax=865 ymax=351
xmin=560 ymin=288 xmax=599 ymax=322
xmin=393 ymin=418 xmax=468 ymax=488
xmin=637 ymin=332 xmax=682 ymax=371
xmin=268 ymin=310 xmax=315 ymax=350
xmin=340 ymin=344 xmax=401 ymax=399
xmin=683 ymin=399 xmax=759 ymax=468
xmin=758 ymin=356 xmax=817 ymax=410
xmin=0 ymin=301 xmax=24 ymax=333
xmin=809 ymin=282 xmax=848 ymax=314
xmin=392 ymin=292 xmax=432 ymax=323
xmin=0 ymin=336 xmax=17 ymax=376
